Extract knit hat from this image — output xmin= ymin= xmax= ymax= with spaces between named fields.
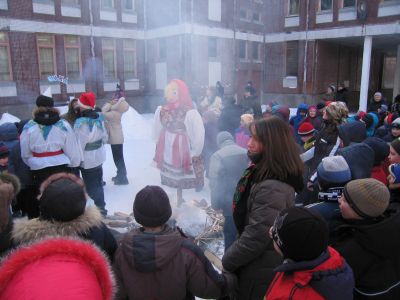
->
xmin=0 ymin=142 xmax=10 ymax=159
xmin=202 ymin=110 xmax=218 ymax=123
xmin=309 ymin=106 xmax=317 ymax=112
xmin=243 ymin=107 xmax=254 ymax=115
xmin=216 ymin=131 xmax=234 ymax=148
xmin=268 ymin=101 xmax=278 ymax=108
xmin=78 ymin=92 xmax=96 ymax=109
xmin=298 ymin=122 xmax=315 ymax=137
xmin=36 ymin=95 xmax=54 ymax=107
xmin=241 ymin=114 xmax=253 ymax=126
xmin=391 ymin=138 xmax=400 ymax=156
xmin=361 ymin=114 xmax=374 ymax=129
xmin=317 ymin=156 xmax=352 ymax=191
xmin=133 ymin=186 xmax=172 ymax=227
xmin=325 ymin=101 xmax=332 ymax=106
xmin=272 ymin=206 xmax=329 ymax=262
xmin=363 ymin=137 xmax=390 ymax=167
xmin=389 ymin=164 xmax=400 ymax=184
xmin=381 ymin=104 xmax=388 ymax=114
xmin=343 ymin=179 xmax=390 ymax=219
xmin=275 ymin=106 xmax=290 ymax=122
xmin=359 ymin=111 xmax=367 ymax=119
xmin=316 ymin=103 xmax=325 ymax=111
xmin=325 ymin=101 xmax=348 ymax=122
xmin=245 ymin=86 xmax=256 ymax=95
xmin=374 ymin=92 xmax=382 ymax=98
xmin=387 ymin=113 xmax=399 ymax=124
xmin=329 ymin=85 xmax=336 ymax=92
xmin=39 ymin=173 xmax=87 ymax=222
xmin=392 ymin=118 xmax=400 ymax=129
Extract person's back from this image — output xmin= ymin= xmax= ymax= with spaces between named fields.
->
xmin=113 ymin=186 xmax=237 ymax=300
xmin=218 ymin=97 xmax=243 ymax=136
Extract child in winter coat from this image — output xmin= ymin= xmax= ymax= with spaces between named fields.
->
xmin=290 ymin=103 xmax=308 ymax=144
xmin=298 ymin=106 xmax=322 ymax=131
xmin=235 ymin=114 xmax=253 ymax=149
xmin=332 ymin=179 xmax=400 ymax=299
xmin=383 ymin=118 xmax=400 ymax=142
xmin=362 ymin=137 xmax=390 ymax=186
xmin=0 ymin=142 xmax=10 ymax=174
xmin=265 ymin=206 xmax=354 ymax=300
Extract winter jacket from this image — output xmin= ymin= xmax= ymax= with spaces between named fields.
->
xmin=371 ymin=167 xmax=388 ymax=187
xmin=0 ymin=238 xmax=114 ymax=300
xmin=222 ymin=180 xmax=296 ymax=300
xmin=241 ymin=95 xmax=263 ymax=119
xmin=11 ymin=206 xmax=117 ymax=263
xmin=218 ymin=104 xmax=244 ymax=136
xmin=275 ymin=107 xmax=296 ymax=140
xmin=375 ymin=123 xmax=392 ymax=139
xmin=203 ymin=121 xmax=219 ymax=172
xmin=338 ymin=121 xmax=367 ymax=147
xmin=209 ymin=139 xmax=249 ymax=216
xmin=265 ymin=247 xmax=354 ymax=300
xmin=368 ymin=97 xmax=387 ymax=113
xmin=112 ymin=90 xmax=126 ymax=100
xmin=235 ymin=126 xmax=251 ymax=149
xmin=102 ymin=97 xmax=129 ymax=145
xmin=366 ymin=113 xmax=379 ymax=138
xmin=290 ymin=103 xmax=309 ymax=144
xmin=0 ymin=123 xmax=18 ymax=174
xmin=10 ymin=141 xmax=34 ymax=186
xmin=337 ymin=142 xmax=374 ymax=180
xmin=298 ymin=111 xmax=323 ymax=131
xmin=113 ymin=225 xmax=237 ymax=300
xmin=321 ymin=92 xmax=335 ymax=102
xmin=336 ymin=88 xmax=349 ymax=105
xmin=60 ymin=98 xmax=78 ymax=127
xmin=332 ymin=211 xmax=400 ymax=299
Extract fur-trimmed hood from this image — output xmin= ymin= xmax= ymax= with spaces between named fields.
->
xmin=32 ymin=106 xmax=61 ymax=126
xmin=12 ymin=206 xmax=102 ymax=245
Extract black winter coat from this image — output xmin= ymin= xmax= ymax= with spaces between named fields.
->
xmin=241 ymin=95 xmax=263 ymax=119
xmin=368 ymin=98 xmax=387 ymax=113
xmin=218 ymin=104 xmax=244 ymax=137
xmin=336 ymin=88 xmax=349 ymax=105
xmin=336 ymin=143 xmax=374 ymax=180
xmin=332 ymin=211 xmax=400 ymax=299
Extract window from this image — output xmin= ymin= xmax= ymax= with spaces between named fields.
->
xmin=252 ymin=42 xmax=261 ymax=61
xmin=253 ymin=12 xmax=261 ymax=22
xmin=122 ymin=0 xmax=134 ymax=10
xmin=158 ymin=38 xmax=166 ymax=59
xmin=209 ymin=37 xmax=217 ymax=58
xmin=64 ymin=36 xmax=81 ymax=79
xmin=102 ymin=38 xmax=116 ymax=78
xmin=289 ymin=0 xmax=300 ymax=14
xmin=240 ymin=9 xmax=249 ymax=20
xmin=239 ymin=41 xmax=247 ymax=60
xmin=342 ymin=0 xmax=356 ymax=7
xmin=101 ymin=0 xmax=113 ymax=8
xmin=37 ymin=34 xmax=56 ymax=80
xmin=320 ymin=0 xmax=333 ymax=10
xmin=62 ymin=0 xmax=78 ymax=3
xmin=0 ymin=32 xmax=12 ymax=81
xmin=123 ymin=39 xmax=136 ymax=78
xmin=286 ymin=41 xmax=298 ymax=77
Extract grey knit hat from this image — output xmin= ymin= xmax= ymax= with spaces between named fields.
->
xmin=317 ymin=156 xmax=352 ymax=191
xmin=216 ymin=131 xmax=234 ymax=148
xmin=133 ymin=186 xmax=172 ymax=227
xmin=343 ymin=179 xmax=390 ymax=219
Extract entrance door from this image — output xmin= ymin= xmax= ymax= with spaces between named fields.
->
xmin=252 ymin=71 xmax=262 ymax=96
xmin=237 ymin=70 xmax=248 ymax=104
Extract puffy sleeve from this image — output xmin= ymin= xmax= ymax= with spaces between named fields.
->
xmin=101 ymin=122 xmax=108 ymax=144
xmin=62 ymin=121 xmax=82 ymax=168
xmin=20 ymin=129 xmax=31 ymax=166
xmin=151 ymin=106 xmax=163 ymax=144
xmin=185 ymin=109 xmax=205 ymax=157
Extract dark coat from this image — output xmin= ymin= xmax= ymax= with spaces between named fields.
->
xmin=217 ymin=86 xmax=224 ymax=98
xmin=203 ymin=121 xmax=219 ymax=172
xmin=368 ymin=97 xmax=387 ymax=113
xmin=222 ymin=180 xmax=296 ymax=300
xmin=0 ymin=122 xmax=19 ymax=174
xmin=113 ymin=225 xmax=237 ymax=300
xmin=375 ymin=123 xmax=392 ymax=139
xmin=218 ymin=104 xmax=244 ymax=136
xmin=337 ymin=143 xmax=374 ymax=180
xmin=10 ymin=141 xmax=34 ymax=186
xmin=241 ymin=95 xmax=263 ymax=119
xmin=336 ymin=88 xmax=349 ymax=105
xmin=290 ymin=103 xmax=309 ymax=144
xmin=11 ymin=206 xmax=117 ymax=263
xmin=338 ymin=121 xmax=367 ymax=147
xmin=209 ymin=139 xmax=249 ymax=216
xmin=382 ymin=131 xmax=396 ymax=143
xmin=332 ymin=211 xmax=400 ymax=299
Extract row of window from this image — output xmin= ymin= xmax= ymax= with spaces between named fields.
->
xmin=0 ymin=32 xmax=137 ymax=82
xmin=206 ymin=37 xmax=262 ymax=61
xmin=289 ymin=0 xmax=356 ymax=15
xmin=42 ymin=0 xmax=135 ymax=11
xmin=240 ymin=9 xmax=262 ymax=23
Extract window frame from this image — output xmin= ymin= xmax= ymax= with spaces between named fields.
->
xmin=208 ymin=37 xmax=218 ymax=58
xmin=285 ymin=41 xmax=299 ymax=77
xmin=61 ymin=0 xmax=78 ymax=4
xmin=102 ymin=38 xmax=117 ymax=79
xmin=319 ymin=0 xmax=333 ymax=11
xmin=341 ymin=0 xmax=356 ymax=8
xmin=37 ymin=33 xmax=57 ymax=81
xmin=288 ymin=0 xmax=300 ymax=15
xmin=252 ymin=41 xmax=262 ymax=61
xmin=64 ymin=35 xmax=82 ymax=80
xmin=240 ymin=9 xmax=251 ymax=21
xmin=100 ymin=0 xmax=114 ymax=9
xmin=253 ymin=12 xmax=262 ymax=23
xmin=122 ymin=0 xmax=135 ymax=11
xmin=123 ymin=39 xmax=137 ymax=78
xmin=239 ymin=40 xmax=248 ymax=60
xmin=0 ymin=32 xmax=12 ymax=82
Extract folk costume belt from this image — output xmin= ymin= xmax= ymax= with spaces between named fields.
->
xmin=33 ymin=149 xmax=63 ymax=157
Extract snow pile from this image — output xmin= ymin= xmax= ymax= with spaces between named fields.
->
xmin=0 ymin=113 xmax=20 ymax=125
xmin=121 ymin=107 xmax=151 ymax=138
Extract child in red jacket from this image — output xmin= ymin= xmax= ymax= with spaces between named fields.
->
xmin=265 ymin=206 xmax=354 ymax=300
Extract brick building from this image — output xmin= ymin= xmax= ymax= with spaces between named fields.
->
xmin=0 ymin=0 xmax=399 ymax=118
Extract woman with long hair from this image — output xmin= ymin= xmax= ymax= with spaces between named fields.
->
xmin=197 ymin=86 xmax=223 ymax=117
xmin=222 ymin=116 xmax=304 ymax=300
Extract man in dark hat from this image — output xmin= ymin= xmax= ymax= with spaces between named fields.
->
xmin=112 ymin=84 xmax=126 ymax=100
xmin=241 ymin=86 xmax=262 ymax=119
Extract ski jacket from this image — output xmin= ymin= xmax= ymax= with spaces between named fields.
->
xmin=235 ymin=126 xmax=251 ymax=149
xmin=102 ymin=97 xmax=129 ymax=145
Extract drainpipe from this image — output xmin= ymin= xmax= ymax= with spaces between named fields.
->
xmin=144 ymin=0 xmax=149 ymax=111
xmin=302 ymin=0 xmax=310 ymax=102
xmin=89 ymin=0 xmax=97 ymax=96
xmin=233 ymin=0 xmax=237 ymax=101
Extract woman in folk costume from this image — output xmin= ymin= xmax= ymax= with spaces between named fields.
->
xmin=152 ymin=79 xmax=205 ymax=206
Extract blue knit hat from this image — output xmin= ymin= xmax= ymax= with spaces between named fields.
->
xmin=317 ymin=156 xmax=352 ymax=191
xmin=0 ymin=142 xmax=10 ymax=159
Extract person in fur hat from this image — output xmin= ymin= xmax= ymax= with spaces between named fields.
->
xmin=74 ymin=92 xmax=108 ymax=216
xmin=11 ymin=172 xmax=117 ymax=262
xmin=60 ymin=98 xmax=79 ymax=127
xmin=0 ymin=173 xmax=20 ymax=257
xmin=20 ymin=92 xmax=81 ymax=186
xmin=0 ymin=238 xmax=115 ymax=300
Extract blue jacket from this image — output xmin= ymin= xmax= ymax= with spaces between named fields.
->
xmin=366 ymin=113 xmax=379 ymax=138
xmin=0 ymin=122 xmax=18 ymax=174
xmin=290 ymin=103 xmax=308 ymax=144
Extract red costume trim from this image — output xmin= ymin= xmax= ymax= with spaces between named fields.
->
xmin=33 ymin=149 xmax=63 ymax=157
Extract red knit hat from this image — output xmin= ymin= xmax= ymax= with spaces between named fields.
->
xmin=359 ymin=111 xmax=367 ymax=118
xmin=325 ymin=101 xmax=332 ymax=106
xmin=298 ymin=122 xmax=315 ymax=136
xmin=78 ymin=92 xmax=96 ymax=109
xmin=388 ymin=113 xmax=399 ymax=124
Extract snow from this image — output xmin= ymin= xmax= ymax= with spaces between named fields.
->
xmin=0 ymin=113 xmax=20 ymax=125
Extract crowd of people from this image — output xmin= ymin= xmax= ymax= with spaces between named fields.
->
xmin=1 ymin=78 xmax=400 ymax=300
